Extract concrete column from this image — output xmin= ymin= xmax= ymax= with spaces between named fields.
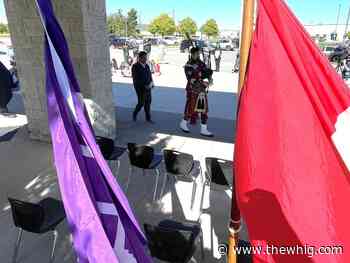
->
xmin=3 ymin=0 xmax=115 ymax=141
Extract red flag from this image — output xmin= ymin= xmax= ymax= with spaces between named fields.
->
xmin=234 ymin=0 xmax=350 ymax=262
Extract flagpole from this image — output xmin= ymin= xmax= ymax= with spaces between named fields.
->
xmin=228 ymin=1 xmax=255 ymax=262
xmin=238 ymin=0 xmax=256 ymax=93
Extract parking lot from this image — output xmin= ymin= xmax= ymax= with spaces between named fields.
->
xmin=162 ymin=47 xmax=238 ymax=73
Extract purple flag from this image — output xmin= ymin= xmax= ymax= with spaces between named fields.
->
xmin=35 ymin=1 xmax=153 ymax=262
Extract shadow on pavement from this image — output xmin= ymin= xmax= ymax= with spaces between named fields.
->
xmin=0 ymin=128 xmax=18 ymax=142
xmin=116 ymin=107 xmax=236 ymax=145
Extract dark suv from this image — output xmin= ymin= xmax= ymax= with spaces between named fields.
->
xmin=329 ymin=45 xmax=349 ymax=62
xmin=180 ymin=39 xmax=207 ymax=52
xmin=110 ymin=38 xmax=128 ymax=48
xmin=110 ymin=37 xmax=138 ymax=49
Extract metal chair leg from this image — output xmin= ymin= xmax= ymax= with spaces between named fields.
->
xmin=49 ymin=230 xmax=58 ymax=263
xmin=160 ymin=172 xmax=168 ymax=199
xmin=191 ymin=180 xmax=197 ymax=209
xmin=125 ymin=166 xmax=133 ymax=194
xmin=199 ymin=165 xmax=204 ymax=184
xmin=115 ymin=160 xmax=121 ymax=177
xmin=12 ymin=228 xmax=23 ymax=263
xmin=199 ymin=182 xmax=206 ymax=215
xmin=153 ymin=168 xmax=160 ymax=201
xmin=200 ymin=230 xmax=205 ymax=260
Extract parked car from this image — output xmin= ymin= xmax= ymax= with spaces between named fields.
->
xmin=0 ymin=44 xmax=12 ymax=70
xmin=128 ymin=38 xmax=141 ymax=49
xmin=108 ymin=34 xmax=116 ymax=44
xmin=322 ymin=46 xmax=335 ymax=57
xmin=143 ymin=37 xmax=164 ymax=46
xmin=163 ymin=36 xmax=179 ymax=45
xmin=219 ymin=39 xmax=235 ymax=51
xmin=134 ymin=38 xmax=144 ymax=45
xmin=328 ymin=45 xmax=349 ymax=62
xmin=180 ymin=39 xmax=207 ymax=52
xmin=110 ymin=37 xmax=128 ymax=48
xmin=0 ymin=44 xmax=19 ymax=89
xmin=110 ymin=37 xmax=139 ymax=49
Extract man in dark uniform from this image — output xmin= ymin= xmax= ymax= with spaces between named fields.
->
xmin=0 ymin=61 xmax=14 ymax=114
xmin=131 ymin=51 xmax=154 ymax=123
xmin=214 ymin=44 xmax=222 ymax=72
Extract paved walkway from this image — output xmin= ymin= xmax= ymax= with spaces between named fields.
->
xmin=112 ymin=64 xmax=238 ymax=121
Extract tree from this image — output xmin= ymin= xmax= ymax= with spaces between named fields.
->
xmin=148 ymin=14 xmax=176 ymax=37
xmin=200 ymin=19 xmax=219 ymax=38
xmin=176 ymin=25 xmax=181 ymax=36
xmin=148 ymin=21 xmax=159 ymax=36
xmin=0 ymin=23 xmax=9 ymax=34
xmin=127 ymin=8 xmax=139 ymax=37
xmin=346 ymin=32 xmax=350 ymax=40
xmin=107 ymin=10 xmax=126 ymax=36
xmin=178 ymin=17 xmax=197 ymax=36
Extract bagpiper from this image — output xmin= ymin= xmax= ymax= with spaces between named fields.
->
xmin=180 ymin=47 xmax=214 ymax=137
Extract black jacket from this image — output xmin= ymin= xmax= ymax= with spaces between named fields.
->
xmin=131 ymin=62 xmax=153 ymax=91
xmin=0 ymin=61 xmax=13 ymax=108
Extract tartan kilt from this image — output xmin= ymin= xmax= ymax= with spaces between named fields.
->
xmin=184 ymin=89 xmax=209 ymax=124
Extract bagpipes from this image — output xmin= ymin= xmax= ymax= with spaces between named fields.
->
xmin=184 ymin=32 xmax=213 ymax=80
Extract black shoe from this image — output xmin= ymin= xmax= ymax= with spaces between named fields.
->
xmin=146 ymin=119 xmax=155 ymax=124
xmin=180 ymin=128 xmax=190 ymax=133
xmin=200 ymin=132 xmax=214 ymax=138
xmin=0 ymin=107 xmax=8 ymax=114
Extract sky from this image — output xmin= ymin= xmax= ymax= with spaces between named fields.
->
xmin=0 ymin=1 xmax=350 ymax=28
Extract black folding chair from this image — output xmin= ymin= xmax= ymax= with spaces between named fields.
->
xmin=96 ymin=136 xmax=127 ymax=176
xmin=200 ymin=157 xmax=233 ymax=212
xmin=161 ymin=150 xmax=201 ymax=209
xmin=144 ymin=219 xmax=204 ymax=263
xmin=8 ymin=197 xmax=65 ymax=263
xmin=126 ymin=143 xmax=163 ymax=201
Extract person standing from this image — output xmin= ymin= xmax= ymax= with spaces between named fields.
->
xmin=131 ymin=51 xmax=154 ymax=123
xmin=132 ymin=45 xmax=139 ymax=59
xmin=202 ymin=48 xmax=211 ymax=68
xmin=144 ymin=39 xmax=152 ymax=56
xmin=0 ymin=61 xmax=14 ymax=114
xmin=109 ymin=43 xmax=119 ymax=73
xmin=180 ymin=47 xmax=214 ymax=137
xmin=233 ymin=53 xmax=240 ymax=73
xmin=122 ymin=43 xmax=130 ymax=64
xmin=214 ymin=44 xmax=222 ymax=72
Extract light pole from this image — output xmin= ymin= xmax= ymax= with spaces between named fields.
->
xmin=335 ymin=4 xmax=341 ymax=34
xmin=344 ymin=6 xmax=350 ymax=41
